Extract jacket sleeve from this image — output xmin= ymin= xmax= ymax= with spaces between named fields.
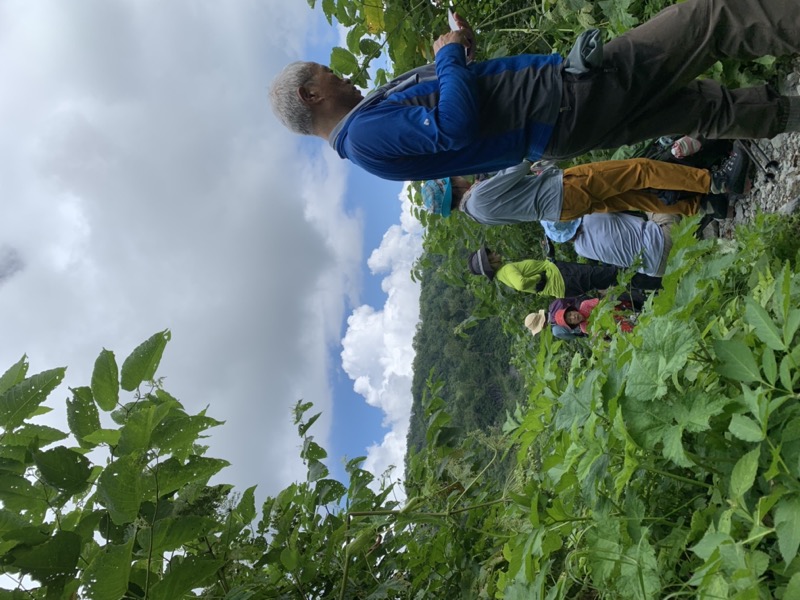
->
xmin=347 ymin=44 xmax=479 ymax=157
xmin=500 ymin=261 xmax=544 ymax=294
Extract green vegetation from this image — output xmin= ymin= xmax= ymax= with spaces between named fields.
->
xmin=2 ymin=214 xmax=798 ymax=599
xmin=2 ymin=0 xmax=799 ymax=597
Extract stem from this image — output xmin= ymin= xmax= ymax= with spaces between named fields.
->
xmin=644 ymin=466 xmax=714 ymax=490
xmin=449 ymin=447 xmax=497 ymax=512
xmin=144 ymin=458 xmax=159 ymax=600
xmin=477 ymin=6 xmax=542 ymax=29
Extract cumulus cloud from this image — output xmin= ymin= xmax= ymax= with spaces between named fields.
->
xmin=341 ymin=187 xmax=423 ymax=490
xmin=0 ymin=0 xmax=365 ymax=496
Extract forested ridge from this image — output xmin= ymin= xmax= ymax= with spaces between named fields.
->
xmin=406 ymin=252 xmax=524 ymax=460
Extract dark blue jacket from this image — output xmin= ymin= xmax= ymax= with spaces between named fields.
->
xmin=329 ymin=45 xmax=563 ymax=181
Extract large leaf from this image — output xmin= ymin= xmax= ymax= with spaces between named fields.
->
xmin=81 ymin=538 xmax=134 ymax=600
xmin=91 ymin=349 xmax=119 ymax=411
xmin=729 ymin=448 xmax=760 ymax=499
xmin=33 ymin=446 xmax=92 ymax=496
xmin=136 ymin=516 xmax=217 ymax=553
xmin=0 ymin=368 xmax=66 ymax=430
xmin=713 ymin=339 xmax=761 ymax=383
xmin=147 ymin=456 xmax=229 ymax=497
xmin=67 ymin=386 xmax=101 ymax=448
xmin=0 ymin=473 xmax=47 ymax=513
xmin=2 ymin=423 xmax=68 ymax=448
xmin=96 ymin=455 xmax=143 ymax=525
xmin=745 ymin=298 xmax=785 ymax=351
xmin=149 ymin=555 xmax=224 ymax=600
xmin=729 ymin=414 xmax=764 ymax=442
xmin=775 ymin=495 xmax=800 ymax=564
xmin=117 ymin=402 xmax=171 ymax=456
xmin=555 ymin=370 xmax=601 ymax=429
xmin=120 ymin=330 xmax=171 ymax=391
xmin=330 ymin=47 xmax=359 ymax=76
xmin=363 ymin=0 xmax=386 ymax=34
xmin=0 ymin=356 xmax=28 ymax=397
xmin=7 ymin=530 xmax=81 ymax=584
xmin=151 ymin=412 xmax=222 ymax=458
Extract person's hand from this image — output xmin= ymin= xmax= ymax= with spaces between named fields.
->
xmin=433 ymin=30 xmax=472 ymax=58
xmin=451 ymin=11 xmax=476 ymax=62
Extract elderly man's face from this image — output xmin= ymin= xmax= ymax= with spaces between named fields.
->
xmin=308 ymin=64 xmax=363 ymax=104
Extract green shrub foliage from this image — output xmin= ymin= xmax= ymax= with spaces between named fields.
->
xmin=2 ymin=214 xmax=799 ymax=599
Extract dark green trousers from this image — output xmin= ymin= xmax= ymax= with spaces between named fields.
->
xmin=545 ymin=0 xmax=800 ymax=159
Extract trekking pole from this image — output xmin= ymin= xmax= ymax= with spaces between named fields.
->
xmin=737 ymin=140 xmax=776 ymax=182
xmin=747 ymin=140 xmax=779 ymax=171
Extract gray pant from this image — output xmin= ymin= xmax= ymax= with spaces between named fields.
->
xmin=645 ymin=213 xmax=680 ymax=277
xmin=544 ymin=0 xmax=800 ymax=159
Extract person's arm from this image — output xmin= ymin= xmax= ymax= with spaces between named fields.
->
xmin=551 ymin=325 xmax=584 ymax=340
xmin=497 ymin=261 xmax=546 ymax=294
xmin=346 ymin=43 xmax=479 ymax=158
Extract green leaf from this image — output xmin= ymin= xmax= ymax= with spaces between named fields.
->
xmin=555 ymin=370 xmax=600 ymax=429
xmin=0 ymin=368 xmax=66 ymax=430
xmin=302 ymin=438 xmax=327 ymax=460
xmin=0 ymin=356 xmax=28 ymax=397
xmin=780 ymin=354 xmax=796 ymax=392
xmin=91 ymin=349 xmax=119 ymax=411
xmin=625 ymin=353 xmax=667 ymax=401
xmin=96 ymin=455 xmax=143 ymax=525
xmin=281 ymin=546 xmax=300 ymax=570
xmin=317 ymin=479 xmax=347 ymax=505
xmin=0 ymin=508 xmax=27 ymax=534
xmin=762 ymin=347 xmax=778 ymax=385
xmin=237 ymin=486 xmax=257 ymax=523
xmin=67 ymin=387 xmax=101 ymax=448
xmin=2 ymin=423 xmax=68 ymax=448
xmin=729 ymin=414 xmax=764 ymax=442
xmin=363 ymin=0 xmax=386 ymax=33
xmin=330 ymin=47 xmax=359 ymax=76
xmin=117 ymin=402 xmax=171 ymax=456
xmin=745 ymin=298 xmax=785 ymax=351
xmin=784 ymin=309 xmax=800 ymax=347
xmin=785 ymin=572 xmax=800 ymax=599
xmin=136 ymin=516 xmax=217 ymax=553
xmin=120 ymin=330 xmax=170 ymax=391
xmin=81 ymin=538 xmax=134 ymax=600
xmin=320 ymin=0 xmax=334 ymax=24
xmin=729 ymin=448 xmax=760 ymax=499
xmin=691 ymin=530 xmax=731 ymax=561
xmin=33 ymin=446 xmax=92 ymax=495
xmin=149 ymin=555 xmax=224 ymax=600
xmin=147 ymin=456 xmax=229 ymax=497
xmin=774 ymin=495 xmax=800 ymax=564
xmin=0 ymin=473 xmax=47 ymax=513
xmin=662 ymin=426 xmax=692 ymax=467
xmin=82 ymin=429 xmax=121 ymax=446
xmin=151 ymin=413 xmax=222 ymax=458
xmin=713 ymin=339 xmax=761 ymax=383
xmin=7 ymin=530 xmax=81 ymax=584
xmin=359 ymin=38 xmax=382 ymax=58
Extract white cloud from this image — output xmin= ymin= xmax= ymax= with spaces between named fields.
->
xmin=0 ymin=0 xmax=365 ymax=497
xmin=341 ymin=187 xmax=423 ymax=492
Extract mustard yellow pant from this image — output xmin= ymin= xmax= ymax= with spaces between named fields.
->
xmin=559 ymin=158 xmax=708 ymax=221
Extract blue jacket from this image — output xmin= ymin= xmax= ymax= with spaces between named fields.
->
xmin=329 ymin=45 xmax=563 ymax=181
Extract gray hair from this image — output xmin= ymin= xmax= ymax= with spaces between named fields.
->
xmin=269 ymin=61 xmax=317 ymax=135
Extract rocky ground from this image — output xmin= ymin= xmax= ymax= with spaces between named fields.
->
xmin=715 ymin=64 xmax=800 ymax=237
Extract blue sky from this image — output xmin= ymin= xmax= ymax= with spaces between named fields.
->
xmin=0 ymin=0 xmax=424 ymax=500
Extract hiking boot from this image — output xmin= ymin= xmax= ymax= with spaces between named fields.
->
xmin=701 ymin=194 xmax=732 ymax=219
xmin=710 ymin=146 xmax=750 ymax=195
